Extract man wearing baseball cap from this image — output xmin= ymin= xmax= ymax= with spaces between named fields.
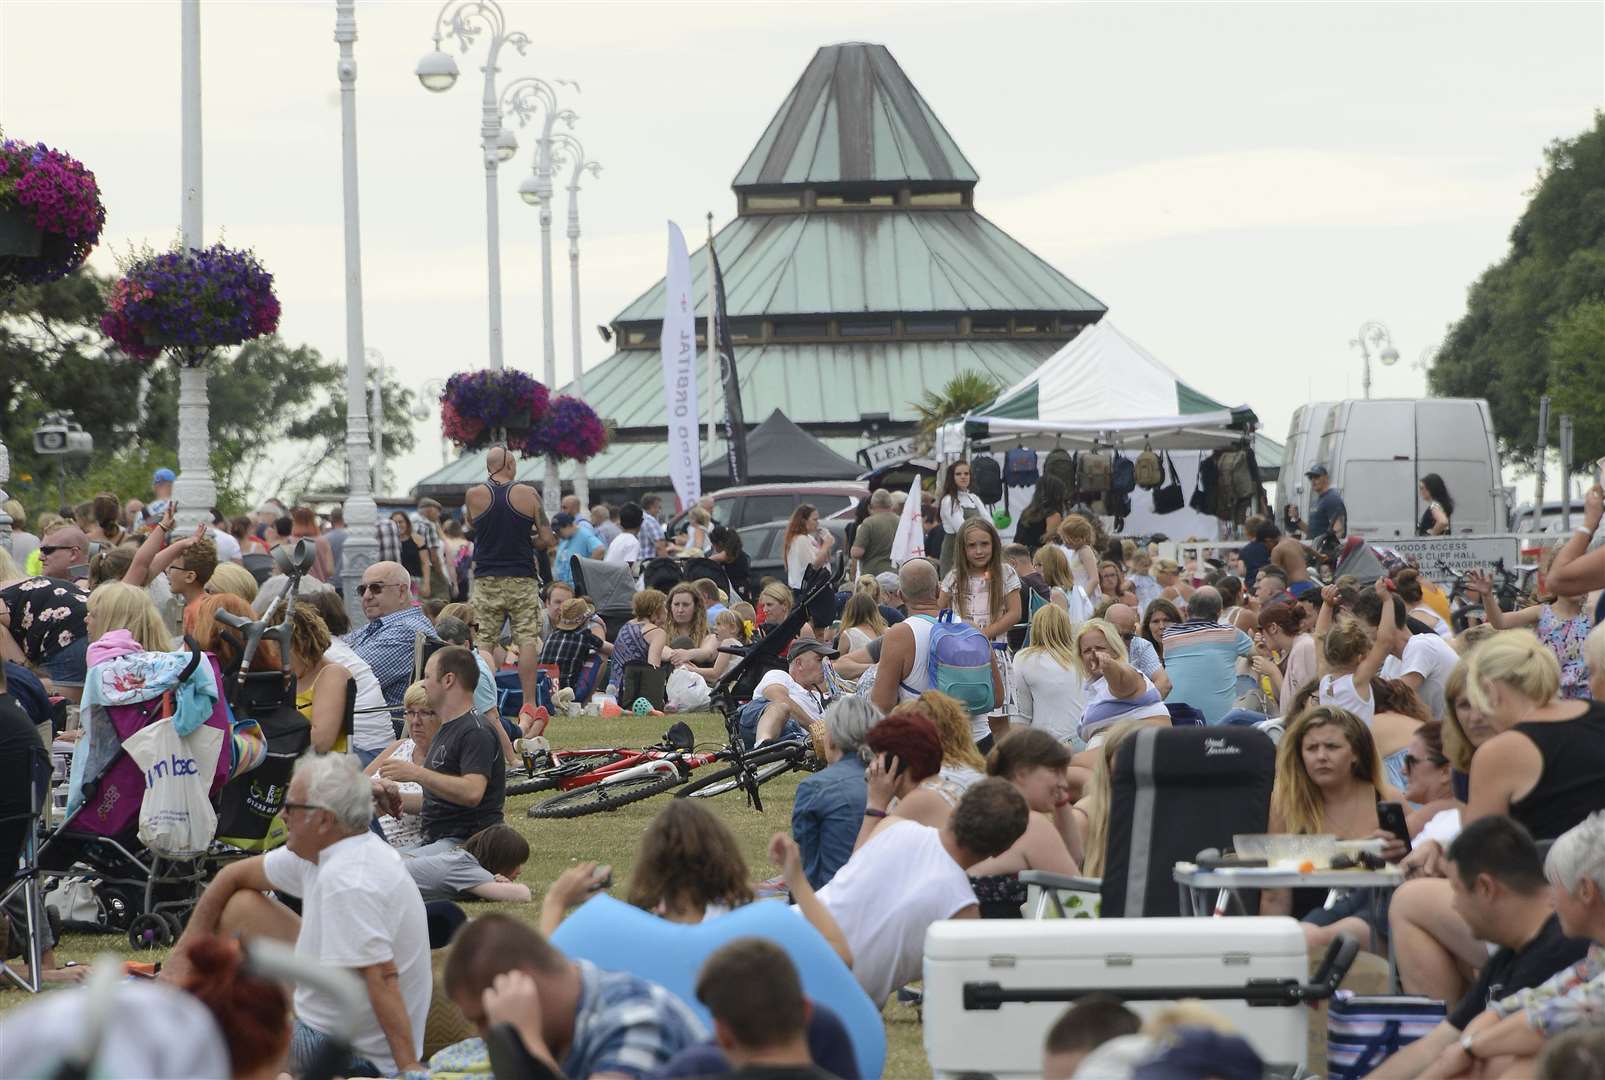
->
xmin=550 ymin=511 xmax=604 ymax=586
xmin=740 ymin=639 xmax=836 ymax=747
xmin=1305 ymin=464 xmax=1347 ymax=540
xmin=147 ymin=467 xmax=176 ymax=519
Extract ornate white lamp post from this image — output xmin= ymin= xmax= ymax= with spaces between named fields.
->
xmin=172 ymin=0 xmax=216 ymax=531
xmin=416 ymin=0 xmax=529 ymax=372
xmin=367 ymin=346 xmax=386 ymax=495
xmin=505 ymin=77 xmax=575 ymax=510
xmin=1349 ymin=320 xmax=1399 ymax=401
xmin=550 ymin=131 xmax=601 ymax=508
xmin=334 ymin=0 xmax=379 ymax=627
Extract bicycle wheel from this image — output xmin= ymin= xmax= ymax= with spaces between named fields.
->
xmin=526 ymin=772 xmax=682 ymax=819
xmin=506 ymin=751 xmax=632 ymax=797
xmin=676 ymin=746 xmax=799 ymax=800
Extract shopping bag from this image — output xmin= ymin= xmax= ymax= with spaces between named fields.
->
xmin=666 ymin=667 xmax=712 ymax=712
xmin=121 ymin=717 xmax=225 ymax=858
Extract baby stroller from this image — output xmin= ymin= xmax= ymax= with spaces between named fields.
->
xmin=210 ymin=541 xmax=328 ymax=857
xmin=26 ymin=638 xmax=236 ymax=954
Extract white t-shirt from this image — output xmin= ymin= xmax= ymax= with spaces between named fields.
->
xmin=209 ymin=526 xmax=242 ymax=564
xmin=1011 ymin=650 xmax=1085 ymax=742
xmin=941 ymin=564 xmax=1021 ymax=641
xmin=755 ymin=669 xmax=827 ymax=724
xmin=1318 ymin=672 xmax=1375 ymax=725
xmin=786 ymin=534 xmax=819 ymax=590
xmin=325 ymin=639 xmax=391 ymax=752
xmin=263 ymin=833 xmax=431 ymax=1075
xmin=816 ymin=819 xmax=976 ymax=1005
xmin=1383 ymin=634 xmax=1458 ymax=720
xmin=605 ymin=532 xmax=642 ymax=566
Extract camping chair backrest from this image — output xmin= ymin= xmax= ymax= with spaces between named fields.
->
xmin=1101 ymin=725 xmax=1275 ymax=918
xmin=571 ymin=556 xmax=637 ymax=618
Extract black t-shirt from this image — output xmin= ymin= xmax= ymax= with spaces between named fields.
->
xmin=1239 ymin=541 xmax=1271 ymax=584
xmin=420 ymin=710 xmax=506 ymax=841
xmin=1447 ymin=913 xmax=1591 ymax=1029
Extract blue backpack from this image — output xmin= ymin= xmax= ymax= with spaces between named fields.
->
xmin=906 ymin=611 xmax=996 ymax=715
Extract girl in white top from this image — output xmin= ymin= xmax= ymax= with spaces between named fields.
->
xmin=1012 ymin=602 xmax=1086 ymax=743
xmin=837 ymin=592 xmax=886 ymax=655
xmin=1313 ymin=580 xmax=1395 ymax=726
xmin=937 ymin=461 xmax=988 ymax=534
xmin=782 ymin=503 xmax=834 ymax=591
xmin=937 ymin=460 xmax=988 ymax=578
xmin=940 ymin=517 xmax=1022 ymax=747
xmin=1056 ymin=514 xmax=1101 ymax=595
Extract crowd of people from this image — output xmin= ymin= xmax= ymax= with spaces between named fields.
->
xmin=5 ymin=454 xmax=1605 ymax=1080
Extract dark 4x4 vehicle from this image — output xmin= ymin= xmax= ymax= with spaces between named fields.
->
xmin=738 ymin=518 xmax=851 ymax=593
xmin=667 ymin=482 xmax=867 ymax=535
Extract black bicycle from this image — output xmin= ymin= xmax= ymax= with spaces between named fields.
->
xmin=1440 ymin=558 xmax=1526 ymax=633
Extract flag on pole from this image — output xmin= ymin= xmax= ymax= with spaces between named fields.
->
xmin=661 ymin=222 xmax=701 ymax=509
xmin=891 ymin=474 xmax=926 ymax=566
xmin=709 ymin=243 xmax=748 ymax=484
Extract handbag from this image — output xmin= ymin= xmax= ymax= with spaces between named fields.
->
xmin=1152 ymin=452 xmax=1185 ymax=515
xmin=1326 ymin=991 xmax=1447 ymax=1080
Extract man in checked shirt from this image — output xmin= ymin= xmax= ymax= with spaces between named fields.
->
xmin=1420 ymin=812 xmax=1605 ymax=1078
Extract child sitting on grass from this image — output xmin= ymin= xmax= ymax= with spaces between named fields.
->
xmin=403 ymin=824 xmax=532 ymax=902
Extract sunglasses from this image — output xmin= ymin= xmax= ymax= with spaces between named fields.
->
xmin=37 ymin=545 xmax=78 ymax=556
xmin=358 ymin=582 xmax=400 ymax=596
xmin=1402 ymin=753 xmax=1448 ymax=771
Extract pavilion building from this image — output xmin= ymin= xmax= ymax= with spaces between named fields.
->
xmin=416 ymin=41 xmax=1106 ymax=503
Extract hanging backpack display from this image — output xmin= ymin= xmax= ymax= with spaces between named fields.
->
xmin=1003 ymin=447 xmax=1039 ymax=488
xmin=1151 ymin=452 xmax=1185 ymax=514
xmin=1217 ymin=450 xmax=1255 ymax=504
xmin=1043 ymin=447 xmax=1076 ymax=492
xmin=1110 ymin=452 xmax=1137 ymax=496
xmin=1190 ymin=452 xmax=1218 ymax=515
xmin=1076 ymin=451 xmax=1112 ymax=495
xmin=1134 ymin=441 xmax=1164 ymax=490
xmin=969 ymin=455 xmax=1005 ymax=506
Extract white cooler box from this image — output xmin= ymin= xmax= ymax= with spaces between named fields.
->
xmin=924 ymin=917 xmax=1320 ymax=1078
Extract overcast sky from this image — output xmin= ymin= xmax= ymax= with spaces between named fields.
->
xmin=4 ymin=1 xmax=1602 ymax=497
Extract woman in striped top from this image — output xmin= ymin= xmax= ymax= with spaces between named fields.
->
xmin=1072 ymin=618 xmax=1170 ymax=746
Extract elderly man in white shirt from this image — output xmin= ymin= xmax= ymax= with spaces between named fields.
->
xmin=164 ymin=753 xmax=431 ymax=1077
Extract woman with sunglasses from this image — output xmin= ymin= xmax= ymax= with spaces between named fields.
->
xmin=1402 ymin=720 xmax=1455 ymax=835
xmin=365 ymin=681 xmax=440 ymax=849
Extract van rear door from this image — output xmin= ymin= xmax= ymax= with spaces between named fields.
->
xmin=1332 ymin=401 xmax=1417 ymax=538
xmin=1415 ymin=399 xmax=1497 ymax=534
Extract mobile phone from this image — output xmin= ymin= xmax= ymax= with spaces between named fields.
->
xmin=587 ymin=864 xmax=613 ymax=893
xmin=1376 ymin=801 xmax=1412 ymax=855
xmin=880 ymin=752 xmax=904 ymax=778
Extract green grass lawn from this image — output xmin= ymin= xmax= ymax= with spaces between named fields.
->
xmin=1 ymin=711 xmax=931 ymax=1077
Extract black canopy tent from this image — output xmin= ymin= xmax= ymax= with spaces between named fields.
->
xmin=701 ymin=409 xmax=862 ymax=483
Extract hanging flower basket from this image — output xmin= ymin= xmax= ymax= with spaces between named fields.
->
xmin=0 ymin=138 xmax=106 ymax=288
xmin=440 ymin=369 xmax=552 ymax=453
xmin=524 ymin=395 xmax=608 ymax=462
xmin=101 ymin=243 xmax=280 ymax=363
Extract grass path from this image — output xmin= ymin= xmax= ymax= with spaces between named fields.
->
xmin=1 ymin=711 xmax=931 ymax=1077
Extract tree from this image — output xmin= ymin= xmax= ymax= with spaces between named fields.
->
xmin=1429 ymin=113 xmax=1605 ymax=468
xmin=0 ymin=267 xmax=416 ymax=515
xmin=913 ymin=371 xmax=1003 ymax=438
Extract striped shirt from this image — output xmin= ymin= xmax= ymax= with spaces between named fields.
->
xmin=1080 ymin=672 xmax=1169 ymax=741
xmin=1162 ymin=619 xmax=1256 ymax=725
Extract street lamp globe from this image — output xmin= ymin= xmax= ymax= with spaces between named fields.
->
xmin=415 ymin=49 xmax=459 ymax=92
xmin=517 ymin=173 xmax=541 ymax=206
xmin=495 ymin=127 xmax=519 ymax=162
xmin=1379 ymin=344 xmax=1400 ymax=366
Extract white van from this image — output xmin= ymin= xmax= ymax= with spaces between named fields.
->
xmin=1274 ymin=401 xmax=1335 ymax=529
xmin=1306 ymin=398 xmax=1506 ymax=539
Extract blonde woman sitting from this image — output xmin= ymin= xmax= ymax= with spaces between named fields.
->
xmin=1012 ymin=603 xmax=1086 ymax=745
